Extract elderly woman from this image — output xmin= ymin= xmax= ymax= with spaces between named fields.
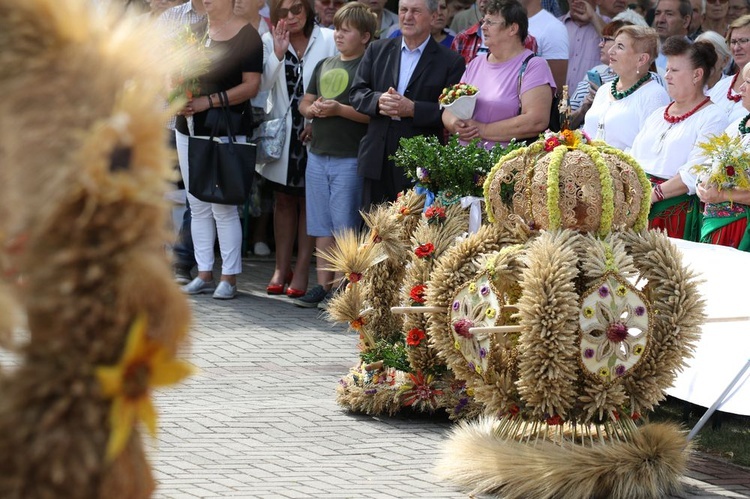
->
xmin=442 ymin=0 xmax=555 ymax=147
xmin=257 ymin=0 xmax=336 ymax=298
xmin=582 ymin=26 xmax=669 ymax=150
xmin=707 ymin=16 xmax=750 ymax=122
xmin=697 ymin=62 xmax=750 ymax=250
xmin=629 ymin=37 xmax=728 ymax=241
xmin=696 ymin=31 xmax=732 ymax=91
xmin=175 ymin=0 xmax=263 ymax=299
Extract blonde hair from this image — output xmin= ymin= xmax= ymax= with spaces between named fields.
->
xmin=615 ymin=25 xmax=659 ymax=63
xmin=333 ymin=2 xmax=377 ymax=40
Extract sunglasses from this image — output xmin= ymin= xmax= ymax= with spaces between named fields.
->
xmin=279 ymin=3 xmax=305 ymax=17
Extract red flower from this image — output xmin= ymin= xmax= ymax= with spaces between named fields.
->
xmin=726 ymin=165 xmax=736 ymax=176
xmin=350 ymin=316 xmax=366 ymax=330
xmin=546 ymin=414 xmax=563 ymax=425
xmin=424 ymin=206 xmax=446 ymax=222
xmin=544 ymin=136 xmax=560 ymax=152
xmin=347 ymin=272 xmax=362 ymax=284
xmin=410 ymin=284 xmax=427 ymax=304
xmin=406 ymin=328 xmax=426 ymax=346
xmin=414 ymin=242 xmax=435 ymax=258
xmin=631 ymin=412 xmax=641 ymax=421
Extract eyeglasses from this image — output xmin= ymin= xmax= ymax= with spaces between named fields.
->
xmin=317 ymin=0 xmax=344 ymax=6
xmin=480 ymin=18 xmax=504 ymax=28
xmin=279 ymin=3 xmax=304 ymax=17
xmin=707 ymin=0 xmax=729 ymax=4
xmin=730 ymin=37 xmax=750 ymax=46
xmin=599 ymin=36 xmax=615 ymax=44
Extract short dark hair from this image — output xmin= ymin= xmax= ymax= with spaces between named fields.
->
xmin=484 ymin=0 xmax=528 ymax=43
xmin=662 ymin=36 xmax=718 ymax=85
xmin=271 ymin=0 xmax=316 ymax=38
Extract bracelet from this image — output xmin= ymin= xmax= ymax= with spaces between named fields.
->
xmin=207 ymin=94 xmax=214 ymax=109
xmin=653 ymin=184 xmax=665 ymax=202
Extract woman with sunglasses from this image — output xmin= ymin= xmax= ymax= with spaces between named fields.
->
xmin=442 ymin=0 xmax=555 ymax=147
xmin=582 ymin=25 xmax=669 ymax=150
xmin=707 ymin=16 xmax=750 ymax=122
xmin=257 ymin=0 xmax=336 ymax=298
xmin=697 ymin=61 xmax=750 ymax=250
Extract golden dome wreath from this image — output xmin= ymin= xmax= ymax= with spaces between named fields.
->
xmin=428 ymin=130 xmax=705 ymax=498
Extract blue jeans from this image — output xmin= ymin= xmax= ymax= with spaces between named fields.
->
xmin=173 ymin=197 xmax=195 ymax=270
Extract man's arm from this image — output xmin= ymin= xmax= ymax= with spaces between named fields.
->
xmin=412 ymin=53 xmax=466 ymax=127
xmin=349 ymin=44 xmax=384 ymax=117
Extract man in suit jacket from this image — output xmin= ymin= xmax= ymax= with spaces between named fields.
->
xmin=350 ymin=0 xmax=465 ymax=206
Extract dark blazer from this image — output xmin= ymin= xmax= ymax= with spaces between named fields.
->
xmin=350 ymin=36 xmax=465 ymax=182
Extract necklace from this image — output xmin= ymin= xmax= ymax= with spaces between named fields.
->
xmin=740 ymin=113 xmax=750 ymax=134
xmin=727 ymin=73 xmax=742 ymax=103
xmin=610 ymin=73 xmax=651 ymax=100
xmin=205 ymin=15 xmax=234 ymax=47
xmin=663 ymin=96 xmax=711 ymax=124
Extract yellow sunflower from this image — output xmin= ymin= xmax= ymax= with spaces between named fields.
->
xmin=96 ymin=314 xmax=194 ymax=461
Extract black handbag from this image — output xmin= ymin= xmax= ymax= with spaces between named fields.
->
xmin=516 ymin=54 xmax=561 ymax=137
xmin=188 ymin=92 xmax=256 ymax=205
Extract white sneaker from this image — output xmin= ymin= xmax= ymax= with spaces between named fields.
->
xmin=181 ymin=277 xmax=216 ymax=295
xmin=212 ymin=281 xmax=237 ymax=300
xmin=253 ymin=242 xmax=271 ymax=256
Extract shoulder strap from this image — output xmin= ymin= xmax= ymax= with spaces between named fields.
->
xmin=516 ymin=53 xmax=536 ymax=116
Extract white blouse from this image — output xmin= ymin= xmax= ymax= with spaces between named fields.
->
xmin=629 ymin=103 xmax=728 ymax=194
xmin=582 ymin=78 xmax=670 ymax=151
xmin=707 ymin=75 xmax=747 ymax=124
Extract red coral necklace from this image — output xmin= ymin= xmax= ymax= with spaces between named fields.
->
xmin=727 ymin=73 xmax=742 ymax=103
xmin=663 ymin=96 xmax=711 ymax=124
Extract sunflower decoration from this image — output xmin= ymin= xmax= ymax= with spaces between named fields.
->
xmin=96 ymin=314 xmax=194 ymax=460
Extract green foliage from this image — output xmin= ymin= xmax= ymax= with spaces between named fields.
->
xmin=651 ymin=397 xmax=750 ymax=467
xmin=360 ymin=340 xmax=411 ymax=373
xmin=391 ymin=135 xmax=524 ymax=198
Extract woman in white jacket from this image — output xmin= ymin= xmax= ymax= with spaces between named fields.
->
xmin=257 ymin=0 xmax=336 ymax=297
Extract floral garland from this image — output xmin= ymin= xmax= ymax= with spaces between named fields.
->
xmin=545 ymin=145 xmax=566 ymax=229
xmin=597 ymin=144 xmax=652 ymax=231
xmin=483 ymin=146 xmax=528 ymax=223
xmin=578 ymin=143 xmax=614 ymax=235
xmin=542 ymin=130 xmax=594 ymax=229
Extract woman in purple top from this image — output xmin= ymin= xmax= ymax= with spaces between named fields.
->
xmin=442 ymin=0 xmax=555 ymax=147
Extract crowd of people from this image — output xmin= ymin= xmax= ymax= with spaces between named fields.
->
xmin=152 ymin=0 xmax=750 ymax=306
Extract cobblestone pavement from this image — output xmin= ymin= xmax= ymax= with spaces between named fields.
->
xmin=142 ymin=257 xmax=749 ymax=499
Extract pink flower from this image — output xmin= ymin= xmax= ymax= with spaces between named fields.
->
xmin=544 ymin=136 xmax=560 ymax=152
xmin=453 ymin=318 xmax=474 ymax=339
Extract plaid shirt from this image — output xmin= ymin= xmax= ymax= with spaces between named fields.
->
xmin=158 ymin=2 xmax=207 ymax=129
xmin=451 ymin=23 xmax=539 ymax=65
xmin=157 ymin=1 xmax=206 ymax=40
